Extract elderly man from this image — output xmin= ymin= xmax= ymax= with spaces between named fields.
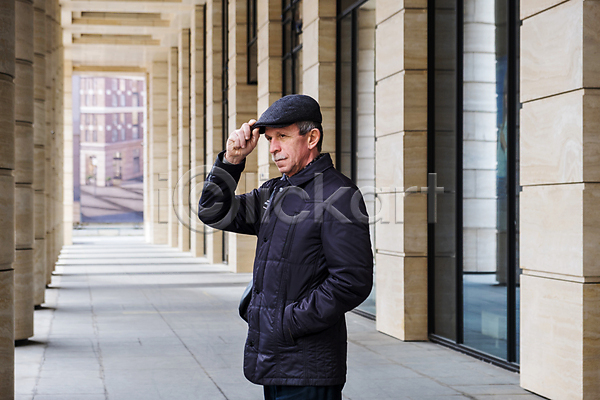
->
xmin=198 ymin=94 xmax=373 ymax=400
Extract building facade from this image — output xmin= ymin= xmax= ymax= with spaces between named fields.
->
xmin=77 ymin=76 xmax=145 ymax=187
xmin=0 ymin=0 xmax=598 ymax=399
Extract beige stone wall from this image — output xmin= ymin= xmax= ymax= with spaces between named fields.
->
xmin=168 ymin=47 xmax=179 ymax=248
xmin=302 ymin=0 xmax=335 ymax=157
xmin=190 ymin=5 xmax=206 ymax=258
xmin=205 ymin=0 xmax=223 ymax=264
xmin=149 ymin=60 xmax=169 ymax=244
xmin=256 ymin=0 xmax=281 ymax=184
xmin=374 ymin=0 xmax=428 ymax=341
xmin=520 ymin=1 xmax=600 ymax=398
xmin=0 ymin=0 xmax=15 ymax=395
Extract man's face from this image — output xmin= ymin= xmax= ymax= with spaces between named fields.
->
xmin=264 ymin=124 xmax=314 ymax=177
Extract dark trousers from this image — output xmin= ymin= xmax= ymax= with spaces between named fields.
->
xmin=263 ymin=385 xmax=343 ymax=400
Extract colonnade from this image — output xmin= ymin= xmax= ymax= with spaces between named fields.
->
xmin=144 ymin=2 xmax=265 ymax=273
xmin=0 ymin=0 xmax=65 ymax=396
xmin=139 ymin=0 xmax=430 ymax=359
xmin=142 ymin=0 xmax=349 ymax=272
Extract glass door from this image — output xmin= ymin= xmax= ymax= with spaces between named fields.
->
xmin=337 ymin=0 xmax=376 ymax=316
xmin=428 ymin=0 xmax=521 ymax=369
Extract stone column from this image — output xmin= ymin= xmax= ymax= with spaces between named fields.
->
xmin=205 ymin=0 xmax=223 ymax=264
xmin=225 ymin=0 xmax=258 ymax=273
xmin=15 ymin=0 xmax=35 ymax=341
xmin=374 ymin=1 xmax=428 ymax=340
xmin=256 ymin=0 xmax=282 ymax=185
xmin=190 ymin=5 xmax=206 ymax=258
xmin=44 ymin=0 xmax=62 ymax=286
xmin=49 ymin=1 xmax=63 ymax=280
xmin=0 ymin=0 xmax=15 ymax=394
xmin=168 ymin=47 xmax=179 ymax=248
xmin=149 ymin=60 xmax=169 ymax=244
xmin=44 ymin=3 xmax=54 ymax=286
xmin=302 ymin=0 xmax=335 ymax=157
xmin=520 ymin=1 xmax=600 ymax=398
xmin=57 ymin=21 xmax=64 ymax=265
xmin=45 ymin=0 xmax=62 ymax=285
xmin=63 ymin=58 xmax=73 ymax=247
xmin=32 ymin=0 xmax=46 ymax=306
xmin=178 ymin=29 xmax=191 ymax=253
xmin=143 ymin=71 xmax=151 ymax=242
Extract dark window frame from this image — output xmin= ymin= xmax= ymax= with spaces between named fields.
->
xmin=427 ymin=0 xmax=521 ymax=371
xmin=282 ymin=0 xmax=303 ymax=95
xmin=335 ymin=0 xmax=367 ymax=183
xmin=222 ymin=0 xmax=230 ymax=264
xmin=247 ymin=0 xmax=258 ymax=84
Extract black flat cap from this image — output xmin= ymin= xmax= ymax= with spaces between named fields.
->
xmin=254 ymin=94 xmax=322 ymax=133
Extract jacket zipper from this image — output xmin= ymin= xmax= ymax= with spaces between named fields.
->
xmin=281 ymin=215 xmax=297 ymax=259
xmin=258 ymin=185 xmax=286 ymax=291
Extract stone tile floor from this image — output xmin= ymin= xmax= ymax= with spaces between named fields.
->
xmin=15 ymin=233 xmax=544 ymax=400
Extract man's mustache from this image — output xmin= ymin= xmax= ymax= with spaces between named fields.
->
xmin=272 ymin=154 xmax=287 ymax=162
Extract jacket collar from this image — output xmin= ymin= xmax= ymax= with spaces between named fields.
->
xmin=284 ymin=153 xmax=333 ymax=187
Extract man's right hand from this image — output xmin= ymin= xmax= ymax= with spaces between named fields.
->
xmin=225 ymin=119 xmax=260 ymax=164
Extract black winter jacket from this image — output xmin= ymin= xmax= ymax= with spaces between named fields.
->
xmin=198 ymin=151 xmax=373 ymax=386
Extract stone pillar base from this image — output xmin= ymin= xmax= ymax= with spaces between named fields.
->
xmin=14 ymin=248 xmax=34 ymax=340
xmin=0 ymin=269 xmax=14 ymax=397
xmin=521 ymin=274 xmax=600 ymax=400
xmin=33 ymin=237 xmax=46 ymax=306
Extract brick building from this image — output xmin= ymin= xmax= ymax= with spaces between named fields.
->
xmin=77 ymin=76 xmax=145 ymax=187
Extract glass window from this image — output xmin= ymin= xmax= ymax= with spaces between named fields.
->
xmin=247 ymin=0 xmax=258 ymax=84
xmin=337 ymin=0 xmax=376 ymax=316
xmin=430 ymin=0 xmax=521 ymax=367
xmin=222 ymin=0 xmax=229 ymax=150
xmin=113 ymin=152 xmax=122 ymax=179
xmin=282 ymin=0 xmax=302 ymax=95
xmin=222 ymin=0 xmax=230 ymax=263
xmin=133 ymin=148 xmax=141 ymax=174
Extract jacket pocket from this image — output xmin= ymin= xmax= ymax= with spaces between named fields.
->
xmin=280 ymin=300 xmax=296 ymax=347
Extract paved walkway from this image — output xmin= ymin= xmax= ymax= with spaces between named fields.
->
xmin=80 ymin=179 xmax=143 ymax=223
xmin=15 ymin=231 xmax=543 ymax=400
